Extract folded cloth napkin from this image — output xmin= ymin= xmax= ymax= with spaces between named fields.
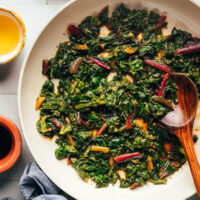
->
xmin=1 ymin=161 xmax=68 ymax=200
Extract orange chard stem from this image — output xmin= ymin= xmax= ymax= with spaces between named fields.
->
xmin=109 ymin=155 xmax=115 ymax=167
xmin=163 ymin=142 xmax=173 ymax=153
xmin=67 ymin=158 xmax=72 ymax=165
xmin=125 ymin=114 xmax=132 ymax=130
xmin=130 ymin=182 xmax=138 ymax=189
xmin=147 ymin=156 xmax=154 ymax=171
xmin=95 ymin=122 xmax=108 ymax=137
xmin=67 ymin=135 xmax=75 ymax=147
xmin=90 ymin=145 xmax=109 ymax=153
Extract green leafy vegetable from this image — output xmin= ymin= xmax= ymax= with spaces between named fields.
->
xmin=36 ymin=4 xmax=200 ymax=189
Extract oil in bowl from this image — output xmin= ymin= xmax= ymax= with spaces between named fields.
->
xmin=0 ymin=15 xmax=20 ymax=56
xmin=0 ymin=7 xmax=25 ymax=64
xmin=0 ymin=125 xmax=12 ymax=160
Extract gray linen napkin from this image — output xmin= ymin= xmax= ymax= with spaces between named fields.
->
xmin=1 ymin=161 xmax=69 ymax=200
xmin=19 ymin=160 xmax=67 ymax=200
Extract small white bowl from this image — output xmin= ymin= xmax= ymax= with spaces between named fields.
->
xmin=0 ymin=7 xmax=26 ymax=64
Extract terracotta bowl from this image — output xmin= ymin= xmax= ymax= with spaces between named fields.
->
xmin=0 ymin=115 xmax=22 ymax=173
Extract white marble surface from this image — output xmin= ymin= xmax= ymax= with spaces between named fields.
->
xmin=0 ymin=0 xmax=199 ymax=199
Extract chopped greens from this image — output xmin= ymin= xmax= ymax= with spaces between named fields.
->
xmin=36 ymin=4 xmax=200 ymax=189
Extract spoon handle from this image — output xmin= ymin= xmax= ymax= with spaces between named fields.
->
xmin=175 ymin=125 xmax=200 ymax=196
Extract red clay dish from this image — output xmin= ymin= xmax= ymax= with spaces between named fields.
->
xmin=0 ymin=115 xmax=22 ymax=173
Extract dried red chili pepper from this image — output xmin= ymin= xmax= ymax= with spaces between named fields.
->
xmin=51 ymin=118 xmax=62 ymax=128
xmin=144 ymin=59 xmax=172 ymax=74
xmin=158 ymin=73 xmax=170 ymax=96
xmin=175 ymin=42 xmax=200 ymax=56
xmin=86 ymin=55 xmax=110 ymax=70
xmin=42 ymin=59 xmax=49 ymax=74
xmin=155 ymin=15 xmax=166 ymax=30
xmin=77 ymin=112 xmax=82 ymax=125
xmin=125 ymin=114 xmax=132 ymax=130
xmin=67 ymin=158 xmax=72 ymax=165
xmin=114 ymin=152 xmax=141 ymax=163
xmin=67 ymin=25 xmax=83 ymax=36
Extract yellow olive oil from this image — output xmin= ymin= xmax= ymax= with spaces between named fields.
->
xmin=0 ymin=15 xmax=20 ymax=55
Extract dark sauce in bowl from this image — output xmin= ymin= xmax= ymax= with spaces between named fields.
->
xmin=0 ymin=126 xmax=12 ymax=159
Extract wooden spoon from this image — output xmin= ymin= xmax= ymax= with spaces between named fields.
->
xmin=160 ymin=73 xmax=200 ymax=196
